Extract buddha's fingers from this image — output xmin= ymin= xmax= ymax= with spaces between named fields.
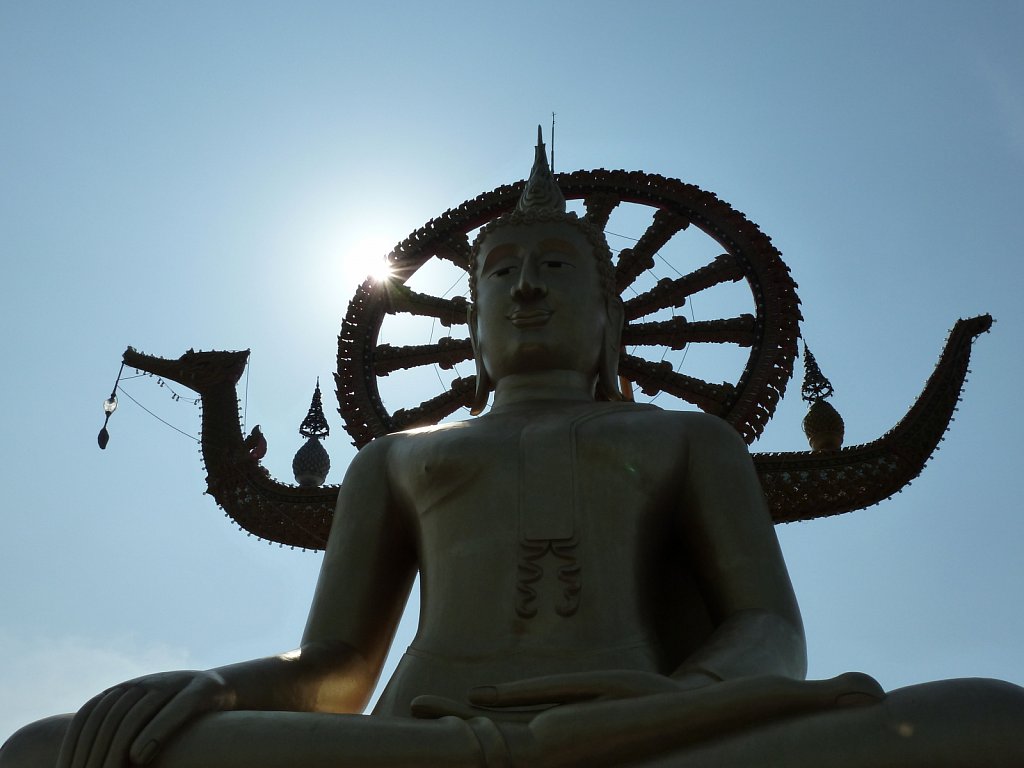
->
xmin=128 ymin=675 xmax=230 ymax=765
xmin=470 ymin=669 xmax=679 ymax=708
xmin=56 ymin=692 xmax=100 ymax=768
xmin=100 ymin=688 xmax=175 ymax=768
xmin=83 ymin=686 xmax=147 ymax=768
xmin=62 ymin=689 xmax=121 ymax=768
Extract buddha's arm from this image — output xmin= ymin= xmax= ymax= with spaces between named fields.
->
xmin=675 ymin=415 xmax=807 ymax=684
xmin=289 ymin=434 xmax=418 ymax=712
xmin=188 ymin=434 xmax=417 ymax=714
xmin=204 ymin=437 xmax=413 ymax=714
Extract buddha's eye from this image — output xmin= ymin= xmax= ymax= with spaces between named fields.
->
xmin=543 ymin=259 xmax=574 ymax=270
xmin=489 ymin=265 xmax=517 ymax=279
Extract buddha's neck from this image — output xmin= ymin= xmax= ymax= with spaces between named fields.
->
xmin=490 ymin=370 xmax=596 ymax=410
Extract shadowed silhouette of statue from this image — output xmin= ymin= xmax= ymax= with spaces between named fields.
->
xmin=3 ymin=131 xmax=1022 ymax=768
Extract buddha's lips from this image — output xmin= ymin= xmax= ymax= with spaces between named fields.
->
xmin=508 ymin=309 xmax=552 ymax=327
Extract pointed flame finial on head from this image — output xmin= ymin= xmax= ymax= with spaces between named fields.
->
xmin=516 ymin=125 xmax=566 ymax=214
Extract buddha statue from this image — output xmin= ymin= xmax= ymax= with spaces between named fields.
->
xmin=3 ymin=134 xmax=1023 ymax=768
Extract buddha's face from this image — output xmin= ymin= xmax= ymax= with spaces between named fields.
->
xmin=470 ymin=220 xmax=609 ymax=385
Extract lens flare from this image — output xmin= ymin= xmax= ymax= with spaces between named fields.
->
xmin=370 ymin=258 xmax=395 ymax=283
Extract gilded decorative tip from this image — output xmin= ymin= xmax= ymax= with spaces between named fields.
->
xmin=802 ymin=399 xmax=845 ymax=452
xmin=516 ymin=125 xmax=566 ymax=214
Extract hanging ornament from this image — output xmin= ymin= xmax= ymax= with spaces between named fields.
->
xmin=292 ymin=379 xmax=331 ymax=486
xmin=800 ymin=342 xmax=844 ymax=452
xmin=97 ymin=362 xmax=124 ymax=450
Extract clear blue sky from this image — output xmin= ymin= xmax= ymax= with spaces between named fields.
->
xmin=3 ymin=1 xmax=1023 ymax=742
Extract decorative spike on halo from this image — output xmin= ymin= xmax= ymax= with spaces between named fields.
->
xmin=516 ymin=125 xmax=566 ymax=214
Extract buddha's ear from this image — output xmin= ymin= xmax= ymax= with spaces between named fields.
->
xmin=467 ymin=305 xmax=491 ymax=415
xmin=597 ymin=297 xmax=625 ymax=402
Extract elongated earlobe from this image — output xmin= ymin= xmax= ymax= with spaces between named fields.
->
xmin=597 ymin=298 xmax=625 ymax=401
xmin=467 ymin=306 xmax=492 ymax=415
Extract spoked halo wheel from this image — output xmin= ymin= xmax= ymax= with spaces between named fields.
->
xmin=337 ymin=169 xmax=801 ymax=448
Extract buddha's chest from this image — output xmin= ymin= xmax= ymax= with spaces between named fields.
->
xmin=393 ymin=408 xmax=684 ymax=630
xmin=392 ymin=407 xmax=682 ymax=549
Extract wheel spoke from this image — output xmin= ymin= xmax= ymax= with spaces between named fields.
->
xmin=433 ymin=232 xmax=471 ymax=271
xmin=614 ymin=209 xmax=689 ymax=293
xmin=622 ymin=315 xmax=756 ymax=350
xmin=623 ymin=254 xmax=745 ymax=321
xmin=618 ymin=354 xmax=735 ymax=414
xmin=374 ymin=338 xmax=473 ymax=375
xmin=384 ymin=283 xmax=469 ymax=327
xmin=391 ymin=376 xmax=476 ymax=431
xmin=583 ymin=193 xmax=620 ymax=229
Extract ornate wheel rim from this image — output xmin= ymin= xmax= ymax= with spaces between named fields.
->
xmin=337 ymin=169 xmax=802 ymax=448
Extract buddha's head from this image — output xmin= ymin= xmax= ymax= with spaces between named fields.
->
xmin=467 ymin=129 xmax=624 ymax=413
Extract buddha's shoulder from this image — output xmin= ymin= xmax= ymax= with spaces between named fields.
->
xmin=586 ymin=402 xmax=735 ymax=434
xmin=366 ymin=419 xmax=482 ymax=459
xmin=367 ymin=403 xmax=738 ymax=445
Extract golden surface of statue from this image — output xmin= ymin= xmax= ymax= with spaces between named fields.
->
xmin=3 ymin=133 xmax=1023 ymax=767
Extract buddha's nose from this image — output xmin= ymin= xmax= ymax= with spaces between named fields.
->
xmin=511 ymin=259 xmax=547 ymax=301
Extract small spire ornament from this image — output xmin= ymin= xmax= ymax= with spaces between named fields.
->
xmin=292 ymin=379 xmax=331 ymax=486
xmin=801 ymin=342 xmax=845 ymax=452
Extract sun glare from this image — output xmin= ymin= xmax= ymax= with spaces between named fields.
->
xmin=344 ymin=233 xmax=400 ymax=286
xmin=370 ymin=257 xmax=395 ymax=283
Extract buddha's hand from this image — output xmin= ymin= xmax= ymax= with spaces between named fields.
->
xmin=469 ymin=669 xmax=704 ymax=710
xmin=410 ymin=670 xmax=700 ymax=721
xmin=56 ymin=670 xmax=235 ymax=768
